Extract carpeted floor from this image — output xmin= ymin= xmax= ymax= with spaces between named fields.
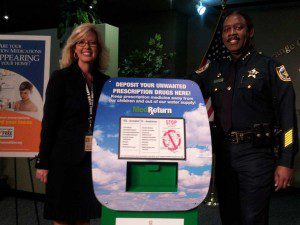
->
xmin=0 ymin=188 xmax=299 ymax=225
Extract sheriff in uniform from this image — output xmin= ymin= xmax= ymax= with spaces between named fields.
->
xmin=192 ymin=11 xmax=298 ymax=225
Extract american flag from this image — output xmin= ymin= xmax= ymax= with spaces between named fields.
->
xmin=199 ymin=10 xmax=230 ymax=121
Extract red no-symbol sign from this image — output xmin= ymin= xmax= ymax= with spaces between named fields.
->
xmin=163 ymin=130 xmax=181 ymax=151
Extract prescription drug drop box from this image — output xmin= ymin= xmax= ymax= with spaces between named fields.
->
xmin=92 ymin=78 xmax=212 ymax=225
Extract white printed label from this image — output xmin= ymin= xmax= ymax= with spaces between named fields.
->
xmin=116 ymin=218 xmax=184 ymax=225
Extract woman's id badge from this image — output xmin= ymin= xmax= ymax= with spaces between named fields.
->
xmin=85 ymin=135 xmax=93 ymax=151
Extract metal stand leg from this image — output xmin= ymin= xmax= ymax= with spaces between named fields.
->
xmin=14 ymin=158 xmax=19 ymax=225
xmin=28 ymin=158 xmax=40 ymax=225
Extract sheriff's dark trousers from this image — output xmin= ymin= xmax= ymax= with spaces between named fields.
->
xmin=215 ymin=141 xmax=275 ymax=225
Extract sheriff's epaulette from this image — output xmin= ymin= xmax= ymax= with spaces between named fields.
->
xmin=195 ymin=62 xmax=210 ymax=74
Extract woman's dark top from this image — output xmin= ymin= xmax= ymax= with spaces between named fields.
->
xmin=36 ymin=63 xmax=109 ymax=221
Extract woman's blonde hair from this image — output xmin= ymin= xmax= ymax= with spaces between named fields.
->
xmin=60 ymin=23 xmax=109 ymax=72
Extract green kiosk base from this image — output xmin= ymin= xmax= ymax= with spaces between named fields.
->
xmin=101 ymin=162 xmax=199 ymax=225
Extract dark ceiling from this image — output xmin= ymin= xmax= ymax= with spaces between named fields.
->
xmin=1 ymin=0 xmax=299 ymax=33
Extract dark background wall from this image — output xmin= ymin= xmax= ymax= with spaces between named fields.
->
xmin=245 ymin=4 xmax=300 ymax=106
xmin=104 ymin=11 xmax=188 ymax=77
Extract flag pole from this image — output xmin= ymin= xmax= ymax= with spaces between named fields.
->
xmin=202 ymin=0 xmax=227 ymax=207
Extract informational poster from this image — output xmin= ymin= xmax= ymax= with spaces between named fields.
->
xmin=0 ymin=35 xmax=51 ymax=157
xmin=119 ymin=117 xmax=186 ymax=160
xmin=92 ymin=78 xmax=212 ymax=211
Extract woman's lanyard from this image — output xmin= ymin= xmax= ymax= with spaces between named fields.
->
xmin=84 ymin=76 xmax=94 ymax=151
xmin=85 ymin=83 xmax=94 ymax=134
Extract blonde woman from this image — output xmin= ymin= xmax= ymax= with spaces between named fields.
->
xmin=36 ymin=23 xmax=109 ymax=225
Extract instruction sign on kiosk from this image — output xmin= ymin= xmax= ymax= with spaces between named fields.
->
xmin=92 ymin=78 xmax=212 ymax=224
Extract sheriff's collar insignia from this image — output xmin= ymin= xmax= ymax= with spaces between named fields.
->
xmin=217 ymin=73 xmax=221 ymax=77
xmin=276 ymin=65 xmax=291 ymax=82
xmin=242 ymin=52 xmax=251 ymax=61
xmin=248 ymin=68 xmax=259 ymax=78
xmin=195 ymin=62 xmax=210 ymax=75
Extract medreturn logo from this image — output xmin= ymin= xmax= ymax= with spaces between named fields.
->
xmin=132 ymin=106 xmax=172 ymax=115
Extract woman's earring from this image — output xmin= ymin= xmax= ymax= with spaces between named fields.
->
xmin=74 ymin=52 xmax=78 ymax=60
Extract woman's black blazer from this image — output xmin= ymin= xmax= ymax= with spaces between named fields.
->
xmin=37 ymin=63 xmax=110 ymax=169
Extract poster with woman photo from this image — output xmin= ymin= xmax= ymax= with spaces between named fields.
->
xmin=0 ymin=35 xmax=50 ymax=157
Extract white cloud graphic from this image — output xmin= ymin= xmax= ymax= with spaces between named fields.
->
xmin=97 ymin=191 xmax=205 ymax=211
xmin=99 ymin=94 xmax=115 ymax=107
xmin=92 ymin=139 xmax=126 ymax=192
xmin=92 ymin=168 xmax=125 ymax=187
xmin=100 ymin=180 xmax=126 ymax=191
xmin=178 ymin=191 xmax=186 ymax=197
xmin=93 ymin=144 xmax=126 ymax=173
xmin=186 ymin=187 xmax=209 ymax=196
xmin=178 ymin=169 xmax=211 ymax=189
xmin=93 ymin=129 xmax=103 ymax=142
xmin=107 ymin=133 xmax=118 ymax=138
xmin=183 ymin=104 xmax=211 ymax=147
xmin=99 ymin=93 xmax=113 ymax=103
xmin=181 ymin=147 xmax=212 ymax=167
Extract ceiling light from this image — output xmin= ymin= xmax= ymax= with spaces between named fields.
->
xmin=3 ymin=15 xmax=9 ymax=20
xmin=196 ymin=1 xmax=206 ymax=16
xmin=89 ymin=5 xmax=93 ymax=9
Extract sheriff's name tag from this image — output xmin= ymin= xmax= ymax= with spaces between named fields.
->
xmin=85 ymin=135 xmax=93 ymax=151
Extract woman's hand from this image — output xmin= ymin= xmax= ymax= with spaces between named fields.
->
xmin=36 ymin=169 xmax=49 ymax=184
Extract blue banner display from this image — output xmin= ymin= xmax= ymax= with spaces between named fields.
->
xmin=0 ymin=40 xmax=45 ymax=95
xmin=92 ymin=78 xmax=212 ymax=211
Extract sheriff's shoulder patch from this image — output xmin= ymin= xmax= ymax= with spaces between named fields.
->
xmin=276 ymin=65 xmax=291 ymax=82
xmin=195 ymin=62 xmax=210 ymax=75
